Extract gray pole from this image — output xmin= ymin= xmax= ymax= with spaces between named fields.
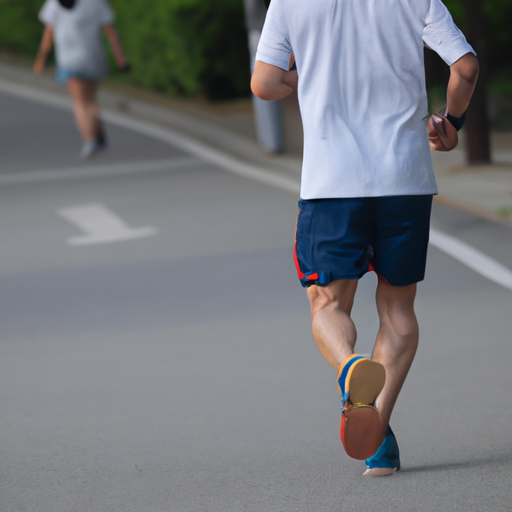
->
xmin=243 ymin=0 xmax=284 ymax=153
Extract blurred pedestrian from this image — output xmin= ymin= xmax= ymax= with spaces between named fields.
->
xmin=33 ymin=0 xmax=128 ymax=158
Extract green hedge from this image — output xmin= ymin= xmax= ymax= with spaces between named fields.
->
xmin=1 ymin=0 xmax=510 ymax=100
xmin=108 ymin=0 xmax=251 ymax=99
xmin=0 ymin=0 xmax=44 ymax=55
xmin=0 ymin=0 xmax=251 ymax=100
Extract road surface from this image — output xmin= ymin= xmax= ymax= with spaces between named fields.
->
xmin=1 ymin=84 xmax=512 ymax=512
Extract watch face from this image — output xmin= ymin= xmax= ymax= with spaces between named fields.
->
xmin=57 ymin=0 xmax=76 ymax=8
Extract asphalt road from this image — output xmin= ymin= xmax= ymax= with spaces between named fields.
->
xmin=1 ymin=87 xmax=512 ymax=512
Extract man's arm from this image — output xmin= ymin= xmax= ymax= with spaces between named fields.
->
xmin=251 ymin=60 xmax=298 ymax=101
xmin=428 ymin=51 xmax=479 ymax=151
xmin=446 ymin=52 xmax=479 ymax=117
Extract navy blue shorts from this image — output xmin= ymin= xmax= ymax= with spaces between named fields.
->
xmin=293 ymin=195 xmax=433 ymax=287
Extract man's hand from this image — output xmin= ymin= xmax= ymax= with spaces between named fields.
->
xmin=427 ymin=113 xmax=458 ymax=151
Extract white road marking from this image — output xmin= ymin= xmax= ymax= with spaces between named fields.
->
xmin=0 ymin=80 xmax=72 ymax=110
xmin=0 ymin=78 xmax=300 ymax=194
xmin=429 ymin=228 xmax=512 ymax=291
xmin=58 ymin=203 xmax=157 ymax=246
xmin=0 ymin=157 xmax=198 ymax=186
xmin=2 ymin=78 xmax=511 ymax=289
xmin=101 ymin=111 xmax=301 ymax=195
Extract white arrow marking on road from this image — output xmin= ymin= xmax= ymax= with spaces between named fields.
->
xmin=58 ymin=203 xmax=157 ymax=246
xmin=429 ymin=228 xmax=512 ymax=291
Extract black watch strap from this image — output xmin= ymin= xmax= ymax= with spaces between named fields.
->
xmin=439 ymin=106 xmax=466 ymax=131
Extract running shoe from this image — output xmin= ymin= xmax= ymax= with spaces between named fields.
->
xmin=337 ymin=354 xmax=386 ymax=460
xmin=80 ymin=139 xmax=105 ymax=159
xmin=364 ymin=425 xmax=400 ymax=476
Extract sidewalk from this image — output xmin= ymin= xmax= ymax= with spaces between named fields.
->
xmin=1 ymin=58 xmax=512 ymax=225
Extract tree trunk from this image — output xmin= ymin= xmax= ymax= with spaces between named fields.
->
xmin=464 ymin=0 xmax=492 ymax=164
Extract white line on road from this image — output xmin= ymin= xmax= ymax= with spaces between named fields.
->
xmin=0 ymin=78 xmax=300 ymax=194
xmin=0 ymin=79 xmax=72 ymax=110
xmin=429 ymin=228 xmax=512 ymax=291
xmin=2 ymin=77 xmax=511 ymax=290
xmin=100 ymin=110 xmax=301 ymax=195
xmin=0 ymin=157 xmax=199 ymax=186
xmin=58 ymin=203 xmax=157 ymax=246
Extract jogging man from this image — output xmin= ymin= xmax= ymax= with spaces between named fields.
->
xmin=251 ymin=0 xmax=478 ymax=475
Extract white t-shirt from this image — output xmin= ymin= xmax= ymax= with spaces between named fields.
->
xmin=256 ymin=0 xmax=475 ymax=199
xmin=39 ymin=0 xmax=115 ymax=80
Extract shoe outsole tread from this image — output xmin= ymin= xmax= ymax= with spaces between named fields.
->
xmin=337 ymin=355 xmax=387 ymax=460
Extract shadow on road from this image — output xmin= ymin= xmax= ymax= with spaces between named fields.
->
xmin=401 ymin=451 xmax=512 ymax=474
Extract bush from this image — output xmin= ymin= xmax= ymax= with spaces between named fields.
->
xmin=0 ymin=0 xmax=251 ymax=100
xmin=0 ymin=0 xmax=44 ymax=55
xmin=109 ymin=0 xmax=251 ymax=99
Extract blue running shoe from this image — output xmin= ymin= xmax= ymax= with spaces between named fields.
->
xmin=364 ymin=426 xmax=400 ymax=476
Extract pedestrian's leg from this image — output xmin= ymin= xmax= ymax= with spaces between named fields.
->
xmin=307 ymin=279 xmax=358 ymax=369
xmin=372 ymin=279 xmax=419 ymax=427
xmin=83 ymin=80 xmax=101 ymax=141
xmin=67 ymin=78 xmax=100 ymax=142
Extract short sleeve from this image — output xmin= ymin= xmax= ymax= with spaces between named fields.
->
xmin=38 ymin=0 xmax=58 ymax=25
xmin=96 ymin=0 xmax=115 ymax=25
xmin=422 ymin=0 xmax=475 ymax=65
xmin=255 ymin=0 xmax=293 ymax=70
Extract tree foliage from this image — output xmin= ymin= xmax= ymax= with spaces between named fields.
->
xmin=0 ymin=0 xmax=45 ymax=54
xmin=108 ymin=0 xmax=251 ymax=99
xmin=0 ymin=0 xmax=510 ymax=100
xmin=444 ymin=0 xmax=512 ymax=73
xmin=0 ymin=0 xmax=251 ymax=100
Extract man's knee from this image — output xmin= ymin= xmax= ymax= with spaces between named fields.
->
xmin=376 ymin=281 xmax=418 ymax=331
xmin=307 ymin=280 xmax=358 ymax=318
xmin=377 ymin=280 xmax=417 ymax=306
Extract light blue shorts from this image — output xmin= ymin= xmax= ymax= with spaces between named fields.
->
xmin=56 ymin=67 xmax=99 ymax=83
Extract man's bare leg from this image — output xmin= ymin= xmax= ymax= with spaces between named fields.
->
xmin=308 ymin=278 xmax=388 ymax=459
xmin=372 ymin=279 xmax=419 ymax=428
xmin=307 ymin=279 xmax=359 ymax=369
